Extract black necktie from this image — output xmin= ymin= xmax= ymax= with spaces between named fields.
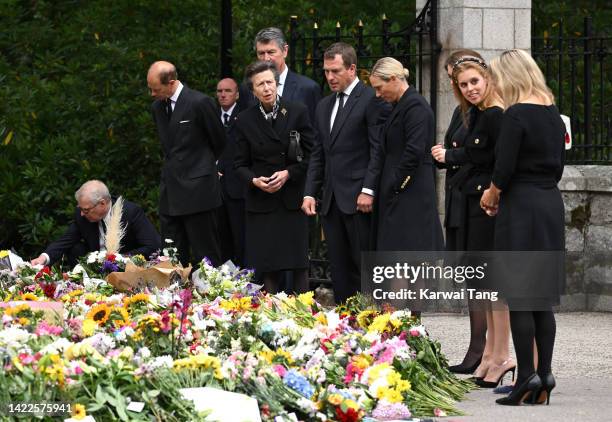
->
xmin=337 ymin=92 xmax=345 ymax=109
xmin=223 ymin=112 xmax=230 ymax=127
xmin=166 ymin=99 xmax=173 ymax=120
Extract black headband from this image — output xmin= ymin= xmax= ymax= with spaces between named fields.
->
xmin=452 ymin=56 xmax=488 ymax=70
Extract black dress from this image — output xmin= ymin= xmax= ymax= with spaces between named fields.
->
xmin=491 ymin=104 xmax=566 ymax=307
xmin=375 ymin=87 xmax=444 ymax=251
xmin=234 ymin=100 xmax=314 ymax=272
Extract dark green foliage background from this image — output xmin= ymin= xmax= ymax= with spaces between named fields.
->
xmin=0 ymin=0 xmax=608 ymax=256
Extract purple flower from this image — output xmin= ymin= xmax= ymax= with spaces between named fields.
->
xmin=102 ymin=260 xmax=119 ymax=273
xmin=371 ymin=400 xmax=412 ymax=420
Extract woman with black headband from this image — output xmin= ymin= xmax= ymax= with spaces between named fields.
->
xmin=435 ymin=49 xmax=488 ymax=376
xmin=432 ymin=55 xmax=515 ymax=389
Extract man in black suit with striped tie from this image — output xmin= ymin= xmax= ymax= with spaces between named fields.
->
xmin=147 ymin=61 xmax=226 ymax=267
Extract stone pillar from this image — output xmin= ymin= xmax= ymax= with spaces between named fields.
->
xmin=416 ymin=0 xmax=532 ymax=222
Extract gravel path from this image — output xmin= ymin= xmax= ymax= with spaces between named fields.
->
xmin=423 ymin=312 xmax=612 ymax=421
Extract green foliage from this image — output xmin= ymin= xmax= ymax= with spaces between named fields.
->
xmin=0 ymin=1 xmax=220 ymax=256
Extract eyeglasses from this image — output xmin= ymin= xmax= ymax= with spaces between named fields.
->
xmin=79 ymin=200 xmax=102 ymax=215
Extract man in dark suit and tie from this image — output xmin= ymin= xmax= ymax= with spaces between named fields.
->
xmin=239 ymin=27 xmax=321 ymax=121
xmin=147 ymin=61 xmax=226 ymax=267
xmin=216 ymin=77 xmax=245 ymax=266
xmin=30 ymin=180 xmax=161 ymax=266
xmin=302 ymin=43 xmax=391 ymax=303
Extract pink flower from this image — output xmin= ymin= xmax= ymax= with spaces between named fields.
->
xmin=35 ymin=321 xmax=63 ymax=336
xmin=18 ymin=353 xmax=35 ymax=365
xmin=273 ymin=364 xmax=287 ymax=377
xmin=434 ymin=408 xmax=447 ymax=417
xmin=409 ymin=328 xmax=421 ymax=337
xmin=74 ymin=366 xmax=84 ymax=375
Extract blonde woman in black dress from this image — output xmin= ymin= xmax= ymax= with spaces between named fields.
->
xmin=481 ymin=49 xmax=565 ymax=406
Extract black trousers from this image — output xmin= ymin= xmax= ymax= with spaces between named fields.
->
xmin=160 ymin=209 xmax=221 ymax=267
xmin=217 ymin=194 xmax=246 ymax=268
xmin=322 ymin=197 xmax=371 ymax=304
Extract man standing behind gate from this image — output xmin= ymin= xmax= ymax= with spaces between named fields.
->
xmin=147 ymin=61 xmax=226 ymax=266
xmin=302 ymin=43 xmax=390 ymax=303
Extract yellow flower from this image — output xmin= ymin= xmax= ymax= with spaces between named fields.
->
xmin=4 ymin=304 xmax=31 ymax=316
xmin=110 ymin=306 xmax=130 ymax=327
xmin=20 ymin=293 xmax=39 ymax=301
xmin=368 ymin=314 xmax=391 ymax=333
xmin=382 ymin=388 xmax=404 ymax=403
xmin=297 ymin=291 xmax=314 ymax=306
xmin=123 ymin=293 xmax=150 ymax=309
xmin=72 ymin=403 xmax=86 ymax=420
xmin=18 ymin=317 xmax=30 ymax=325
xmin=86 ymin=303 xmax=111 ymax=326
xmin=314 ymin=312 xmax=327 ymax=325
xmin=82 ymin=319 xmax=97 ymax=337
xmin=344 ymin=399 xmax=360 ymax=410
xmin=357 ymin=309 xmax=379 ymax=329
xmin=396 ymin=379 xmax=411 ymax=392
xmin=0 ymin=250 xmax=9 ymax=258
xmin=327 ymin=393 xmax=343 ymax=405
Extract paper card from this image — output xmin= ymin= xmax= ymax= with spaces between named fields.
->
xmin=179 ymin=387 xmax=262 ymax=422
xmin=106 ymin=262 xmax=190 ymax=291
xmin=64 ymin=416 xmax=96 ymax=422
xmin=126 ymin=401 xmax=145 ymax=412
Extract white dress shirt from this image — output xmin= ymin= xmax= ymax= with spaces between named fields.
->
xmin=277 ymin=66 xmax=289 ymax=97
xmin=220 ymin=102 xmax=237 ymax=124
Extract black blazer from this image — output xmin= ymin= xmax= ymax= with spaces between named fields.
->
xmin=44 ymin=199 xmax=161 ymax=264
xmin=238 ymin=69 xmax=322 ymax=122
xmin=304 ymin=80 xmax=391 ymax=215
xmin=217 ymin=103 xmax=245 ymax=199
xmin=233 ymin=99 xmax=314 ymax=213
xmin=152 ymin=85 xmax=227 ymax=216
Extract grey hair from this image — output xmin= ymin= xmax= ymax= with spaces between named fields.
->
xmin=75 ymin=180 xmax=111 ymax=203
xmin=253 ymin=27 xmax=287 ymax=51
xmin=244 ymin=60 xmax=280 ymax=91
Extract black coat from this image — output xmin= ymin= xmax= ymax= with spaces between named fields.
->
xmin=44 ymin=199 xmax=161 ymax=264
xmin=457 ymin=106 xmax=503 ymax=250
xmin=304 ymin=81 xmax=391 ymax=215
xmin=233 ymin=99 xmax=314 ymax=213
xmin=217 ymin=103 xmax=245 ymax=199
xmin=152 ymin=85 xmax=227 ymax=216
xmin=438 ymin=106 xmax=471 ymax=229
xmin=374 ymin=86 xmax=444 ymax=251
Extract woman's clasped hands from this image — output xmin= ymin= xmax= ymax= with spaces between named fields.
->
xmin=252 ymin=170 xmax=290 ymax=193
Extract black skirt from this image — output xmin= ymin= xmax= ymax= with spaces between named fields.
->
xmin=245 ymin=207 xmax=309 ymax=272
xmin=494 ymin=182 xmax=566 ymax=308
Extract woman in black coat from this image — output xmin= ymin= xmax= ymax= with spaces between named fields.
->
xmin=432 ymin=55 xmax=514 ymax=389
xmin=432 ymin=49 xmax=487 ymax=375
xmin=482 ymin=49 xmax=566 ymax=406
xmin=369 ymin=57 xmax=443 ymax=253
xmin=234 ymin=61 xmax=314 ymax=294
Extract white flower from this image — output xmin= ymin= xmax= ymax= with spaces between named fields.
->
xmin=86 ymin=252 xmax=98 ymax=264
xmin=40 ymin=338 xmax=72 ymax=355
xmin=164 ymin=239 xmax=174 ymax=244
xmin=150 ymin=355 xmax=174 ymax=369
xmin=0 ymin=326 xmax=32 ymax=348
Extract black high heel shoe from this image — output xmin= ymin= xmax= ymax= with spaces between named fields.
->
xmin=475 ymin=366 xmax=516 ymax=388
xmin=449 ymin=356 xmax=482 ymax=374
xmin=474 ymin=359 xmax=515 ymax=388
xmin=496 ymin=373 xmax=542 ymax=406
xmin=532 ymin=373 xmax=556 ymax=405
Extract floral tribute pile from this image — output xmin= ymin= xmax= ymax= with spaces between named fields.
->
xmin=0 ymin=247 xmax=472 ymax=421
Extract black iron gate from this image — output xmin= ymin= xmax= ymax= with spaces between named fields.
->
xmin=532 ymin=17 xmax=611 ymax=164
xmin=287 ymin=1 xmax=441 ymax=285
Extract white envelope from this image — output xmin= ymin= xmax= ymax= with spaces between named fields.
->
xmin=179 ymin=387 xmax=262 ymax=422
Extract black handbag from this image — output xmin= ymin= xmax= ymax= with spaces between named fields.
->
xmin=287 ymin=130 xmax=304 ymax=162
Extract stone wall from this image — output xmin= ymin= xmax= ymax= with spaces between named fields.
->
xmin=559 ymin=166 xmax=612 ymax=312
